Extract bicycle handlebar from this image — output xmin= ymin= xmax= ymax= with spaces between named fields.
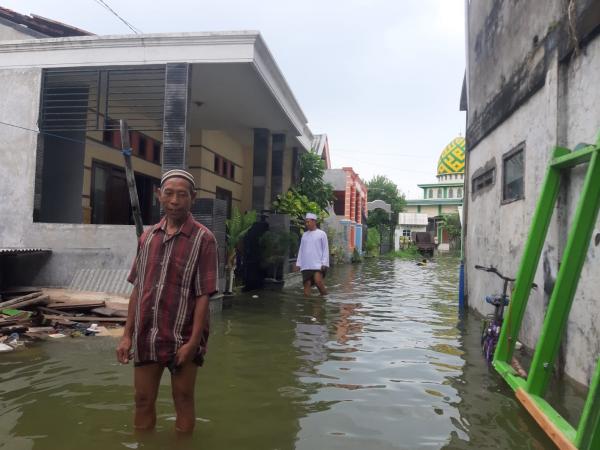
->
xmin=474 ymin=264 xmax=538 ymax=289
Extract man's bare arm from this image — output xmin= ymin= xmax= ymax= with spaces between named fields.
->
xmin=116 ymin=285 xmax=138 ymax=363
xmin=175 ymin=294 xmax=209 ymax=366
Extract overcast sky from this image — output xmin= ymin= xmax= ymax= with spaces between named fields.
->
xmin=3 ymin=0 xmax=466 ymax=198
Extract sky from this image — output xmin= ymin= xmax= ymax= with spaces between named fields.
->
xmin=2 ymin=0 xmax=466 ymax=199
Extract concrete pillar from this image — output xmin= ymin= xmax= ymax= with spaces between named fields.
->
xmin=252 ymin=128 xmax=271 ymax=211
xmin=270 ymin=133 xmax=285 ymax=202
xmin=291 ymin=147 xmax=300 ymax=187
xmin=162 ymin=63 xmax=191 ymax=173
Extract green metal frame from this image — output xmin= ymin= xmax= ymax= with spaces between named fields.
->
xmin=492 ymin=132 xmax=600 ymax=449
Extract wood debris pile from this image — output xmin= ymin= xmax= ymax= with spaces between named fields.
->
xmin=0 ymin=287 xmax=128 ymax=352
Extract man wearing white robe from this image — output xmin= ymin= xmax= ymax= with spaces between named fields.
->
xmin=295 ymin=213 xmax=329 ymax=296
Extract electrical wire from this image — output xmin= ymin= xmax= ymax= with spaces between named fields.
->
xmin=0 ymin=120 xmax=437 ymax=180
xmin=0 ymin=120 xmax=89 ymax=145
xmin=92 ymin=0 xmax=142 ymax=34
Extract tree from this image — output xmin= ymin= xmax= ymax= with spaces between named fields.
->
xmin=296 ymin=151 xmax=334 ymax=211
xmin=441 ymin=213 xmax=461 ymax=249
xmin=366 ymin=175 xmax=406 ymax=228
xmin=272 ymin=151 xmax=333 ymax=227
xmin=272 ymin=190 xmax=322 ymax=230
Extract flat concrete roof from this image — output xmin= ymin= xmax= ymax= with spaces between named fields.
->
xmin=0 ymin=31 xmax=314 ymax=149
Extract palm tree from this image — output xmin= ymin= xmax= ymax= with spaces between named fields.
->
xmin=225 ymin=207 xmax=257 ymax=293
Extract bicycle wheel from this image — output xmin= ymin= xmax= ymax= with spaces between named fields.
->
xmin=481 ymin=318 xmax=491 ymax=346
xmin=488 ymin=335 xmax=499 ymax=364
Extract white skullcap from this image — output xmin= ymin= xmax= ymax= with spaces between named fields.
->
xmin=305 ymin=212 xmax=317 ymax=220
xmin=161 ymin=169 xmax=195 ymax=188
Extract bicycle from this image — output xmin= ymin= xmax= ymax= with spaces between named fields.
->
xmin=475 ymin=264 xmax=540 ymax=365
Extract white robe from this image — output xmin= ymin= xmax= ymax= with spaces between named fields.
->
xmin=296 ymin=229 xmax=329 ymax=271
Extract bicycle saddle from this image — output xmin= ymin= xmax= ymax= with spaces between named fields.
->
xmin=485 ymin=295 xmax=509 ymax=306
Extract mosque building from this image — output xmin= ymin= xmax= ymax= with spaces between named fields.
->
xmin=396 ymin=137 xmax=465 ymax=252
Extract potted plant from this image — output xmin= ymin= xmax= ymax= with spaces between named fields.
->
xmin=259 ymin=230 xmax=298 ymax=287
xmin=225 ymin=207 xmax=257 ymax=294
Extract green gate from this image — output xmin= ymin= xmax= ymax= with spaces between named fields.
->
xmin=492 ymin=133 xmax=600 ymax=449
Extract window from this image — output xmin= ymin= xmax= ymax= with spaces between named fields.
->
xmin=472 ymin=168 xmax=495 ymax=194
xmin=437 ymin=188 xmax=442 ymax=198
xmin=91 ymin=160 xmax=160 ymax=225
xmin=153 ymin=142 xmax=161 ymax=164
xmin=216 ymin=187 xmax=233 ymax=219
xmin=333 ymin=191 xmax=345 ymax=215
xmin=138 ymin=135 xmax=147 ymax=159
xmin=448 ymin=188 xmax=454 ymax=198
xmin=214 ymin=154 xmax=236 ymax=181
xmin=428 ymin=189 xmax=433 ymax=199
xmin=402 ymin=229 xmax=411 ymax=237
xmin=503 ymin=145 xmax=524 ymax=203
xmin=458 ymin=187 xmax=463 ymax=198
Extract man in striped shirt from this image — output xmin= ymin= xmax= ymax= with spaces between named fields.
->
xmin=116 ymin=169 xmax=219 ymax=433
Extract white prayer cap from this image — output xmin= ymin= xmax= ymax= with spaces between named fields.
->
xmin=305 ymin=212 xmax=317 ymax=220
xmin=161 ymin=169 xmax=195 ymax=188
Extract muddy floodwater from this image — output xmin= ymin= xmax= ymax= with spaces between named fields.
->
xmin=1 ymin=255 xmax=580 ymax=449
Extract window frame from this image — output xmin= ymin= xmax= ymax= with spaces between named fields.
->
xmin=501 ymin=142 xmax=525 ymax=205
xmin=472 ymin=167 xmax=496 ymax=195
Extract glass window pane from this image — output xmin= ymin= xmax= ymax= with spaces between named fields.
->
xmin=92 ymin=165 xmax=108 ymax=224
xmin=504 ymin=150 xmax=524 ymax=201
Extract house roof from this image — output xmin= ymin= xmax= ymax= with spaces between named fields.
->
xmin=0 ymin=31 xmax=314 ymax=150
xmin=312 ymin=134 xmax=331 ymax=169
xmin=0 ymin=7 xmax=93 ymax=38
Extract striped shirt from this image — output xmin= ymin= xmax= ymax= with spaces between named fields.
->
xmin=127 ymin=213 xmax=219 ymax=364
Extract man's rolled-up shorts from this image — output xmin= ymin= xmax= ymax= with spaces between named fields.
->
xmin=301 ymin=269 xmax=327 ymax=285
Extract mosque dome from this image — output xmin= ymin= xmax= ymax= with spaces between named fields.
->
xmin=437 ymin=137 xmax=465 ymax=175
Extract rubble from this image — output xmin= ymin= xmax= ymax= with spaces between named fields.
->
xmin=0 ymin=287 xmax=128 ymax=350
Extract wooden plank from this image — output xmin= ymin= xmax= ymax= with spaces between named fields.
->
xmin=516 ymin=388 xmax=577 ymax=450
xmin=0 ymin=287 xmax=41 ymax=296
xmin=37 ymin=306 xmax=71 ymax=316
xmin=42 ymin=314 xmax=126 ymax=323
xmin=3 ymin=295 xmax=49 ymax=310
xmin=91 ymin=307 xmax=128 ymax=318
xmin=26 ymin=327 xmax=55 ymax=333
xmin=46 ymin=301 xmax=105 ymax=310
xmin=41 ymin=288 xmax=128 ymax=304
xmin=0 ymin=292 xmax=43 ymax=309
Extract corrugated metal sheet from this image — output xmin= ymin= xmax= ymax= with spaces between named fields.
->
xmin=69 ymin=269 xmax=132 ymax=295
xmin=0 ymin=248 xmax=51 ymax=255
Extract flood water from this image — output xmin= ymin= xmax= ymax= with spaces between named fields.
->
xmin=0 ymin=255 xmax=562 ymax=449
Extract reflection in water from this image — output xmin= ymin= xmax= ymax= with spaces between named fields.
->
xmin=0 ymin=255 xmax=568 ymax=449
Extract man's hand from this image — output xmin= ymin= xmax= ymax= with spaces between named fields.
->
xmin=293 ymin=265 xmax=300 ymax=272
xmin=175 ymin=342 xmax=197 ymax=366
xmin=321 ymin=266 xmax=328 ymax=273
xmin=116 ymin=336 xmax=132 ymax=364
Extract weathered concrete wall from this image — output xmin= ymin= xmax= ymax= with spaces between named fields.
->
xmin=466 ymin=62 xmax=560 ymax=359
xmin=6 ymin=224 xmax=138 ymax=287
xmin=0 ymin=67 xmax=139 ymax=287
xmin=0 ymin=68 xmax=42 ymax=248
xmin=465 ymin=0 xmax=600 ymax=385
xmin=560 ymin=35 xmax=600 ymax=385
xmin=467 ymin=1 xmax=562 ymax=140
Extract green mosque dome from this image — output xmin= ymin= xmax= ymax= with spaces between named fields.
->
xmin=437 ymin=137 xmax=465 ymax=175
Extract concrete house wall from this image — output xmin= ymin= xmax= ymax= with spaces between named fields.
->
xmin=464 ymin=0 xmax=600 ymax=385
